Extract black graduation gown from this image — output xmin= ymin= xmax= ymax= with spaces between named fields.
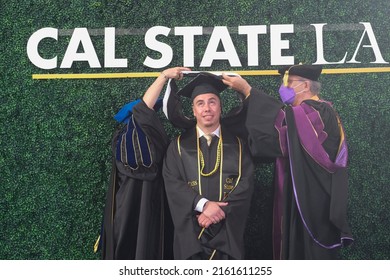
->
xmin=245 ymin=89 xmax=353 ymax=260
xmin=162 ymin=126 xmax=254 ymax=260
xmin=100 ymin=100 xmax=173 ymax=260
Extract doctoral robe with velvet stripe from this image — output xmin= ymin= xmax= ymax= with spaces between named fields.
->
xmin=100 ymin=100 xmax=173 ymax=259
xmin=244 ymin=89 xmax=353 ymax=259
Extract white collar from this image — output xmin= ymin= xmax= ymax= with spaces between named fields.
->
xmin=197 ymin=125 xmax=220 ymax=138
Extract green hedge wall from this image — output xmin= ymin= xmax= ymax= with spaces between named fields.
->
xmin=1 ymin=0 xmax=389 ymax=259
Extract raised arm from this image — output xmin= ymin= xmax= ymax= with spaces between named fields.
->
xmin=221 ymin=73 xmax=252 ymax=98
xmin=143 ymin=66 xmax=191 ymax=109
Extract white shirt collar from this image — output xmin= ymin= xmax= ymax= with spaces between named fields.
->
xmin=196 ymin=125 xmax=220 ymax=138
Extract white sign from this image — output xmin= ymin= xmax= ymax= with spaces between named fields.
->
xmin=27 ymin=22 xmax=388 ymax=70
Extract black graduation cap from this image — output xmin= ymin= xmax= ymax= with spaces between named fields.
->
xmin=278 ymin=64 xmax=323 ymax=86
xmin=176 ymin=72 xmax=228 ymax=100
xmin=164 ymin=71 xmax=247 ymax=131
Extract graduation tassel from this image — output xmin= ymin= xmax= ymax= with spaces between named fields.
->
xmin=283 ymin=69 xmax=289 ymax=86
xmin=283 ymin=63 xmax=305 ymax=86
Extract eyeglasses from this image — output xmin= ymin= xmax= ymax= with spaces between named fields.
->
xmin=280 ymin=79 xmax=307 ymax=85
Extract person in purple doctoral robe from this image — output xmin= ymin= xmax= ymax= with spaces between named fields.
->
xmin=222 ymin=64 xmax=354 ymax=260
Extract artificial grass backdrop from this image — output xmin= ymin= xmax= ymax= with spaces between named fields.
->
xmin=1 ymin=0 xmax=389 ymax=259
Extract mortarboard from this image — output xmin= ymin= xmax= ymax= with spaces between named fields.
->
xmin=279 ymin=64 xmax=323 ymax=86
xmin=176 ymin=72 xmax=228 ymax=100
xmin=163 ymin=71 xmax=244 ymax=130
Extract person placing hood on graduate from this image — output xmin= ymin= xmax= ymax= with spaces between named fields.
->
xmin=162 ymin=72 xmax=254 ymax=260
xmin=222 ymin=64 xmax=353 ymax=260
xmin=98 ymin=67 xmax=190 ymax=259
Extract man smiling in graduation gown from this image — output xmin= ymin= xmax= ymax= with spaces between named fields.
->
xmin=163 ymin=73 xmax=254 ymax=260
xmin=222 ymin=64 xmax=353 ymax=259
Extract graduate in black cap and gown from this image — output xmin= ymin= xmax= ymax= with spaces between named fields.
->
xmin=222 ymin=64 xmax=353 ymax=259
xmin=98 ymin=67 xmax=190 ymax=259
xmin=162 ymin=73 xmax=254 ymax=260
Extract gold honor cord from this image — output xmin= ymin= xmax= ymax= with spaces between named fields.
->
xmin=32 ymin=67 xmax=390 ymax=79
xmin=197 ymin=134 xmax=243 ymax=260
xmin=197 ymin=130 xmax=224 ymax=245
xmin=93 ymin=235 xmax=100 ymax=253
xmin=199 ymin=137 xmax=222 ymax=177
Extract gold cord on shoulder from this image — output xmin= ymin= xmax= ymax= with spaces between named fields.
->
xmin=177 ymin=135 xmax=182 ymax=156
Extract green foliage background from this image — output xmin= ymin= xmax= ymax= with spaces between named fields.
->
xmin=1 ymin=0 xmax=389 ymax=259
